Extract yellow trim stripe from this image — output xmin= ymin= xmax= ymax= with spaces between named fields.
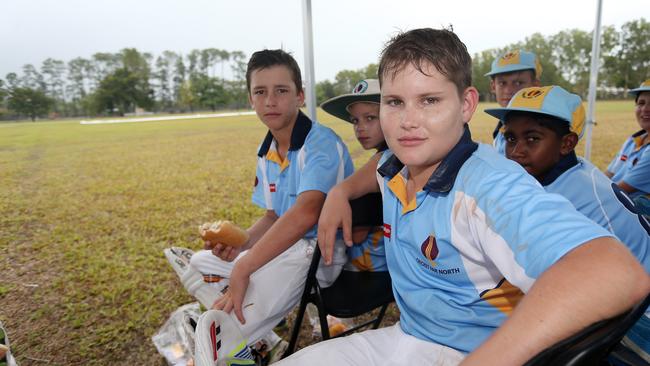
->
xmin=387 ymin=173 xmax=417 ymax=214
xmin=480 ymin=280 xmax=524 ymax=316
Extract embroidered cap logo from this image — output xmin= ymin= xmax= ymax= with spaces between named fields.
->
xmin=522 ymin=89 xmax=544 ymax=99
xmin=501 ymin=52 xmax=517 ymax=61
xmin=353 ymin=80 xmax=368 ymax=94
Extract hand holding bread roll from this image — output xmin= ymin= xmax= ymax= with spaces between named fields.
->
xmin=199 ymin=220 xmax=249 ymax=248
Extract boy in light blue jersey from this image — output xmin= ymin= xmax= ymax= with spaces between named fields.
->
xmin=278 ymin=28 xmax=650 ymax=366
xmin=486 ymin=85 xmax=650 ymax=268
xmin=167 ymin=49 xmax=354 ymax=365
xmin=486 ymin=85 xmax=650 ymax=364
xmin=606 ymin=79 xmax=650 ymax=217
xmin=485 ymin=50 xmax=541 ymax=154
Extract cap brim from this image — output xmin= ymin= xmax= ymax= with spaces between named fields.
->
xmin=628 ymin=87 xmax=650 ymax=97
xmin=484 ymin=65 xmax=536 ymax=77
xmin=484 ymin=106 xmax=570 ymax=123
xmin=320 ymin=94 xmax=380 ymax=122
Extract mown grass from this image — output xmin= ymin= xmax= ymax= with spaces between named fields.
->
xmin=0 ymin=101 xmax=641 ymax=365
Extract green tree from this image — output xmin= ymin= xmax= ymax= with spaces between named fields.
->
xmin=7 ymin=87 xmax=54 ymax=121
xmin=604 ymin=18 xmax=650 ymax=88
xmin=550 ymin=29 xmax=593 ymax=96
xmin=472 ymin=49 xmax=500 ymax=101
xmin=316 ymin=80 xmax=336 ymax=105
xmin=91 ymin=67 xmax=153 ymax=115
xmin=192 ymin=75 xmax=227 ymax=111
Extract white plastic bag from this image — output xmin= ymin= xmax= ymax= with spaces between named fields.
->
xmin=152 ymin=303 xmax=201 ymax=366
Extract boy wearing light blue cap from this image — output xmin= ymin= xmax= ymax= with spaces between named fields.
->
xmin=485 ymin=85 xmax=649 ymax=268
xmin=485 ymin=50 xmax=542 ymax=154
xmin=487 ymin=85 xmax=650 ymax=365
xmin=606 ymin=79 xmax=650 ymax=216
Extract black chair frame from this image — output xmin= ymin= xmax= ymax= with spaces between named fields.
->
xmin=283 ymin=193 xmax=394 ymax=357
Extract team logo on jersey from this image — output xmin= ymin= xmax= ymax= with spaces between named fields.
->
xmin=269 ymin=183 xmax=276 ymax=192
xmin=353 ymin=80 xmax=368 ymax=94
xmin=501 ymin=52 xmax=517 ymax=61
xmin=420 ymin=235 xmax=439 ymax=267
xmin=383 ymin=223 xmax=391 ymax=238
xmin=254 ymin=176 xmax=259 ymax=187
xmin=633 ymin=158 xmax=639 ymax=166
xmin=522 ymin=89 xmax=544 ymax=99
xmin=620 ymin=155 xmax=628 ymax=162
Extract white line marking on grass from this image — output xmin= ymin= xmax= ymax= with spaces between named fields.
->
xmin=80 ymin=111 xmax=256 ymax=125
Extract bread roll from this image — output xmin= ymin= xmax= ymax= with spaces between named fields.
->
xmin=199 ymin=220 xmax=249 ymax=248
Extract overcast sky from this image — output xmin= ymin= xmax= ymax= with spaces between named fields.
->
xmin=1 ymin=0 xmax=645 ymax=82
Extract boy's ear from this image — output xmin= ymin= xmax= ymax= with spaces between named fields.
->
xmin=248 ymin=92 xmax=254 ymax=108
xmin=560 ymin=133 xmax=579 ymax=155
xmin=297 ymin=88 xmax=305 ymax=107
xmin=489 ymin=79 xmax=496 ymax=94
xmin=461 ymin=87 xmax=480 ymax=123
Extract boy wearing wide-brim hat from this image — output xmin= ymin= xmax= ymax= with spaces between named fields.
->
xmin=322 ymin=79 xmax=387 ymax=272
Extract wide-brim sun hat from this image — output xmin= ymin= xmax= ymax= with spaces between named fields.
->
xmin=484 ymin=50 xmax=542 ymax=78
xmin=629 ymin=79 xmax=650 ymax=97
xmin=321 ymin=79 xmax=380 ymax=123
xmin=484 ymin=85 xmax=586 ymax=139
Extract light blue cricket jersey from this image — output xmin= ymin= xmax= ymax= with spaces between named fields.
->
xmin=608 ymin=130 xmax=650 ymax=199
xmin=376 ymin=125 xmax=612 ymax=354
xmin=347 ymin=227 xmax=387 ymax=272
xmin=542 ymin=152 xmax=650 ymax=271
xmin=492 ymin=120 xmax=506 ymax=155
xmin=252 ymin=111 xmax=354 ymax=239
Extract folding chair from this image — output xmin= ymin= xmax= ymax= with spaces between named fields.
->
xmin=524 ymin=294 xmax=650 ymax=366
xmin=283 ymin=192 xmax=394 ymax=357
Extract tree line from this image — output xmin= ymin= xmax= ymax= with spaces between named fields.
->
xmin=317 ymin=18 xmax=649 ymax=105
xmin=0 ymin=18 xmax=647 ymax=121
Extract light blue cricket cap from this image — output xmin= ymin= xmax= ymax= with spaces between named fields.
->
xmin=484 ymin=85 xmax=586 ymax=138
xmin=629 ymin=79 xmax=650 ymax=97
xmin=484 ymin=50 xmax=542 ymax=78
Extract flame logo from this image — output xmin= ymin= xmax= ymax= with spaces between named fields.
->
xmin=420 ymin=235 xmax=439 ymax=267
xmin=522 ymin=89 xmax=544 ymax=99
xmin=501 ymin=52 xmax=517 ymax=60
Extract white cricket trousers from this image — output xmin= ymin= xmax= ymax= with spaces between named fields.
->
xmin=189 ymin=238 xmax=347 ymax=344
xmin=277 ymin=323 xmax=466 ymax=366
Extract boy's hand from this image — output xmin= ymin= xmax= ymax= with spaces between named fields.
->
xmin=318 ymin=186 xmax=353 ymax=265
xmin=209 ymin=242 xmax=242 ymax=262
xmin=212 ymin=257 xmax=252 ymax=324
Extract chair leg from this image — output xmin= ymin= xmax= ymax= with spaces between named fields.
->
xmin=317 ymin=299 xmax=330 ymax=340
xmin=284 ymin=299 xmax=309 ymax=358
xmin=371 ymin=303 xmax=390 ymax=329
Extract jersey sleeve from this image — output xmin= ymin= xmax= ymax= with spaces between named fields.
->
xmin=468 ymin=166 xmax=613 ymax=291
xmin=251 ymin=158 xmax=267 ymax=209
xmin=297 ymin=130 xmax=352 ymax=195
xmin=607 ymin=139 xmax=629 ymax=174
xmin=621 ymin=148 xmax=650 ymax=194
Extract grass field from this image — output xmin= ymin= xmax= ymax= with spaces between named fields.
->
xmin=0 ymin=101 xmax=642 ymax=365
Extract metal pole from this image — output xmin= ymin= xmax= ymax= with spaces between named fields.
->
xmin=584 ymin=0 xmax=603 ymax=160
xmin=301 ymin=0 xmax=317 ymax=121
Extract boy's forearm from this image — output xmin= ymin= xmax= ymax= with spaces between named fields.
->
xmin=339 ymin=153 xmax=381 ymax=200
xmin=461 ymin=237 xmax=650 ymax=366
xmin=239 ymin=190 xmax=325 ymax=274
xmin=243 ymin=210 xmax=278 ymax=250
